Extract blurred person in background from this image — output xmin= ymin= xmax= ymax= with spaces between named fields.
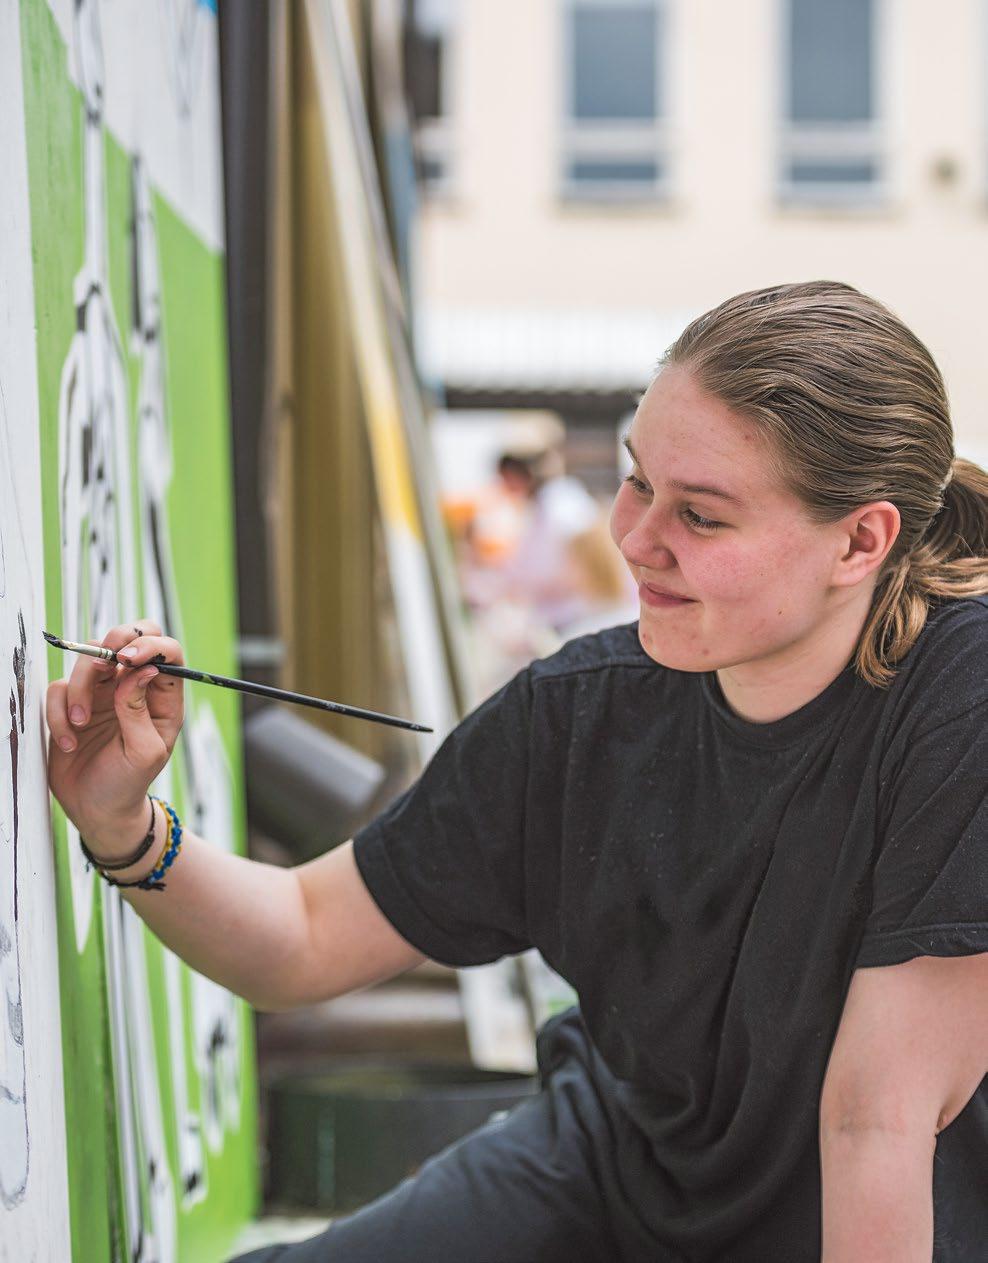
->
xmin=461 ymin=444 xmax=636 ymax=689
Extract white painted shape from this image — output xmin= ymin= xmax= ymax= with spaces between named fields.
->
xmin=49 ymin=0 xmax=224 ymax=250
xmin=153 ymin=763 xmax=208 ymax=1207
xmin=0 ymin=2 xmax=71 ymax=1253
xmin=184 ymin=707 xmax=242 ymax=1149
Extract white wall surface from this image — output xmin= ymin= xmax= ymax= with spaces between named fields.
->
xmin=0 ymin=3 xmax=71 ymax=1256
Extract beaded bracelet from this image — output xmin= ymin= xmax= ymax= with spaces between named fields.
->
xmin=88 ymin=798 xmax=184 ymax=894
xmin=80 ymin=794 xmax=157 ymax=871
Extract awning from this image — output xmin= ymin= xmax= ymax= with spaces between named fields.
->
xmin=416 ymin=305 xmax=699 ymax=395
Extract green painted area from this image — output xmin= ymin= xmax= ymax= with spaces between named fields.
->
xmin=19 ymin=0 xmax=259 ymax=1258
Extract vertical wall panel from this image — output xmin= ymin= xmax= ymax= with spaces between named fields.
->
xmin=11 ymin=1 xmax=259 ymax=1258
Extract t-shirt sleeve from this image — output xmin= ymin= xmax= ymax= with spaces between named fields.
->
xmin=351 ymin=668 xmax=534 ymax=968
xmin=856 ymin=700 xmax=988 ymax=969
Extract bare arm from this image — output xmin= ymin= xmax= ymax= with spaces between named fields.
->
xmin=47 ymin=621 xmax=424 ymax=1011
xmin=819 ymin=953 xmax=988 ymax=1262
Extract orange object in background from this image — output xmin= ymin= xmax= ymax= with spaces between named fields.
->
xmin=442 ymin=486 xmax=528 ymax=568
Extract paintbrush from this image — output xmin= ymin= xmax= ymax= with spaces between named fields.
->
xmin=43 ymin=631 xmax=433 ymax=733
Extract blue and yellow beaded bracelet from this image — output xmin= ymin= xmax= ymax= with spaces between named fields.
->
xmin=99 ymin=798 xmax=183 ymax=893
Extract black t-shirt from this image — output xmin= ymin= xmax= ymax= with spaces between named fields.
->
xmin=354 ymin=595 xmax=988 ymax=1262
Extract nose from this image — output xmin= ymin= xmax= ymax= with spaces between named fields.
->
xmin=619 ymin=514 xmax=677 ymax=572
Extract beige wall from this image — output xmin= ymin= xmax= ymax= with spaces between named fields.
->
xmin=417 ymin=0 xmax=988 ymax=460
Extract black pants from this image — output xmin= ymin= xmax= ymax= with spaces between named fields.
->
xmin=229 ymin=1012 xmax=623 ymax=1263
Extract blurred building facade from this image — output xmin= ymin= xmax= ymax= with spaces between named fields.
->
xmin=407 ymin=0 xmax=988 ymax=477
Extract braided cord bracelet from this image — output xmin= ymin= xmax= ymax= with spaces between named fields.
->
xmin=79 ymin=794 xmax=157 ymax=871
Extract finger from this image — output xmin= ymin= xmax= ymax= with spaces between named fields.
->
xmin=65 ymin=624 xmax=175 ymax=727
xmin=99 ymin=619 xmax=163 ymax=653
xmin=45 ymin=678 xmax=78 ymax=754
xmin=113 ymin=634 xmax=185 ymax=672
xmin=63 ymin=643 xmax=119 ymax=730
xmin=113 ymin=665 xmax=167 ymax=773
xmin=57 ymin=620 xmax=162 ymax=729
xmin=136 ymin=641 xmax=185 ymax=738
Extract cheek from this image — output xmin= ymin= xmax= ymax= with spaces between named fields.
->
xmin=692 ymin=537 xmax=791 ymax=606
xmin=699 ymin=532 xmax=822 ymax=623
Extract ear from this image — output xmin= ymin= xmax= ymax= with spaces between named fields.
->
xmin=832 ymin=501 xmax=901 ymax=588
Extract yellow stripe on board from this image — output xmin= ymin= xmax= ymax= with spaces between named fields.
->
xmin=373 ymin=396 xmax=422 ymax=534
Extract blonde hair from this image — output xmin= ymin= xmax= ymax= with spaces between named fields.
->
xmin=662 ymin=280 xmax=988 ymax=687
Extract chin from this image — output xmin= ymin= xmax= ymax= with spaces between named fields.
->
xmin=636 ymin=620 xmax=721 ymax=672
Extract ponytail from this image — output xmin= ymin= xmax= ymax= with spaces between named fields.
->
xmin=857 ymin=458 xmax=988 ymax=687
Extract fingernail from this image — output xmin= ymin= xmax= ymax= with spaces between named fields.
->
xmin=139 ymin=667 xmax=158 ymax=683
xmin=69 ymin=706 xmax=86 ymax=725
xmin=118 ymin=647 xmax=138 ymax=660
xmin=58 ymin=736 xmax=76 ymax=752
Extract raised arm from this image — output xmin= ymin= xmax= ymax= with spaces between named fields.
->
xmin=46 ymin=620 xmax=424 ymax=1011
xmin=819 ymin=952 xmax=988 ymax=1262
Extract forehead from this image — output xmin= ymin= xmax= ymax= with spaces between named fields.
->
xmin=629 ymin=367 xmax=783 ymax=502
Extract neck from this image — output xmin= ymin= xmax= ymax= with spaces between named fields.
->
xmin=715 ymin=591 xmax=872 ymax=724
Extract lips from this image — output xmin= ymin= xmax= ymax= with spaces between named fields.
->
xmin=641 ymin=580 xmax=693 ymax=601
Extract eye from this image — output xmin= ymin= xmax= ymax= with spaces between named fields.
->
xmin=622 ymin=475 xmax=723 ymax=532
xmin=682 ymin=507 xmax=722 ymax=532
xmin=623 ymin=473 xmax=652 ymax=497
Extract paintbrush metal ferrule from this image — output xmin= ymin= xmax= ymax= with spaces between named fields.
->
xmin=43 ymin=630 xmax=432 ymax=733
xmin=42 ymin=632 xmax=117 ymax=662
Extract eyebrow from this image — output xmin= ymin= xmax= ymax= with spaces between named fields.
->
xmin=622 ymin=436 xmax=747 ymax=509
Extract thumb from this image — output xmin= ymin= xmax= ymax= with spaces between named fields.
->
xmin=114 ymin=666 xmax=167 ymax=771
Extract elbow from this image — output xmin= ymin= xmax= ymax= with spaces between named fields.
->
xmin=246 ymin=988 xmax=312 ymax=1015
xmin=819 ymin=1093 xmax=939 ymax=1148
xmin=246 ymin=971 xmax=345 ymax=1014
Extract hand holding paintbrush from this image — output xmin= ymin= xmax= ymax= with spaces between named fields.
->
xmin=47 ymin=621 xmax=198 ymax=862
xmin=45 ymin=619 xmax=429 ymax=869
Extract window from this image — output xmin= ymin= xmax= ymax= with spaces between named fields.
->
xmin=562 ymin=0 xmax=669 ymax=201
xmin=780 ymin=0 xmax=886 ymax=206
xmin=405 ymin=0 xmax=455 ymax=192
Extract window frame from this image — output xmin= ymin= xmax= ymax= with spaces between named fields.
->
xmin=559 ymin=0 xmax=672 ymax=205
xmin=776 ymin=0 xmax=891 ymax=209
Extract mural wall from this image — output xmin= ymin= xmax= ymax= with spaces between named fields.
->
xmin=4 ymin=0 xmax=258 ymax=1258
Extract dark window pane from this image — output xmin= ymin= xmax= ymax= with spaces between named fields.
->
xmin=568 ymin=158 xmax=661 ymax=184
xmin=420 ymin=155 xmax=447 ymax=184
xmin=572 ymin=4 xmax=659 ymax=120
xmin=788 ymin=159 xmax=878 ymax=185
xmin=789 ymin=0 xmax=873 ymax=121
xmin=407 ymin=32 xmax=443 ymax=119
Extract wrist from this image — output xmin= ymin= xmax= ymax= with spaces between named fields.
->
xmin=82 ymin=798 xmax=162 ymax=876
